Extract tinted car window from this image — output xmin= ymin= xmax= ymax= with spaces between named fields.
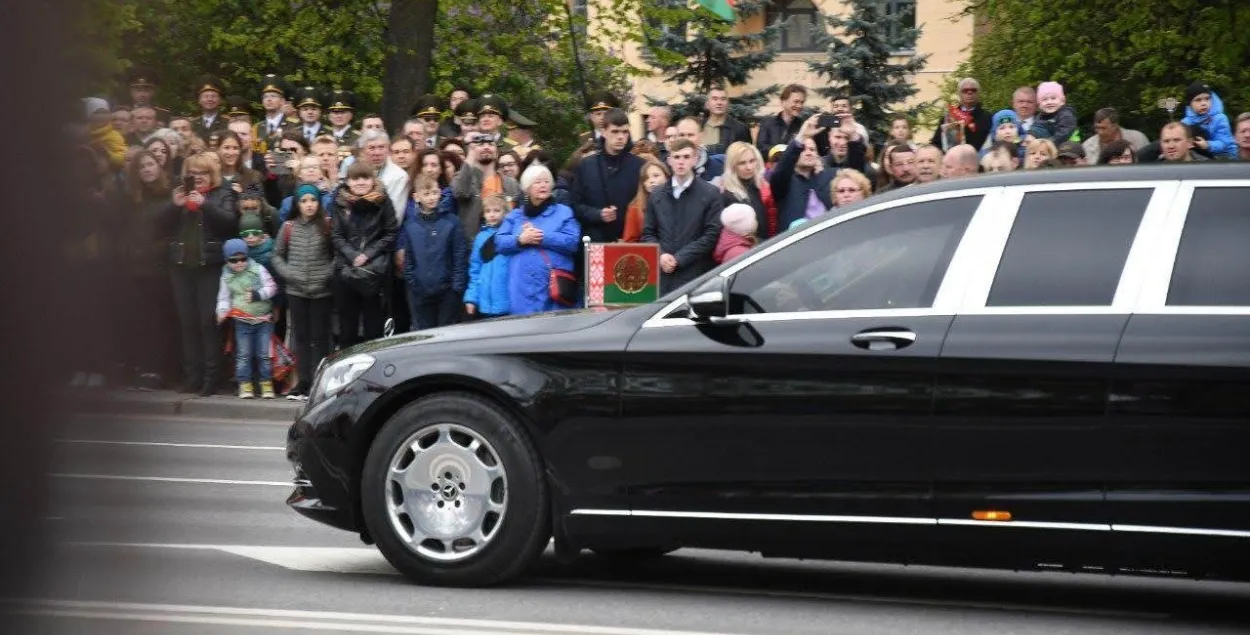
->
xmin=729 ymin=196 xmax=980 ymax=314
xmin=1168 ymin=187 xmax=1250 ymax=306
xmin=986 ymin=189 xmax=1152 ymax=307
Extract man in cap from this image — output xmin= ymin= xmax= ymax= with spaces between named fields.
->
xmin=475 ymin=94 xmax=517 ymax=151
xmin=507 ymin=110 xmax=541 ymax=159
xmin=254 ymin=74 xmax=298 ymax=154
xmin=453 ymin=99 xmax=480 ymax=140
xmin=578 ymin=90 xmax=621 ymax=145
xmin=411 ymin=94 xmax=444 ymax=147
xmin=191 ymin=75 xmax=228 ymax=140
xmin=225 ymin=96 xmax=252 ymax=123
xmin=294 ymin=86 xmax=326 ymax=143
xmin=126 ymin=66 xmax=170 ymax=124
xmin=439 ymin=87 xmax=473 ymax=140
xmin=1056 ymin=141 xmax=1087 ymax=166
xmin=327 ymin=89 xmax=361 ymax=148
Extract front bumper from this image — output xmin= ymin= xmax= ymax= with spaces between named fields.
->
xmin=284 ymin=380 xmax=388 ymax=533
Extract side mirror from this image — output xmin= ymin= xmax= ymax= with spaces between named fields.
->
xmin=687 ymin=277 xmax=730 ymax=321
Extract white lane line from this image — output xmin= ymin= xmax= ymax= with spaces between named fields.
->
xmin=48 ymin=473 xmax=290 ymax=487
xmin=6 ymin=599 xmax=749 ymax=635
xmin=56 ymin=439 xmax=284 ymax=451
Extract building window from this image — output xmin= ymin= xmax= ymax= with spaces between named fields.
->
xmin=767 ymin=0 xmax=822 ymax=52
xmin=884 ymin=0 xmax=917 ymax=49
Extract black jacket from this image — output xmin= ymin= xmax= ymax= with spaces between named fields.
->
xmin=929 ymin=105 xmax=993 ymax=151
xmin=329 ymin=181 xmax=399 ymax=273
xmin=705 ymin=115 xmax=753 ymax=156
xmin=642 ymin=178 xmax=724 ymax=292
xmin=755 ymin=113 xmax=803 ymax=157
xmin=161 ymin=186 xmax=239 ymax=267
xmin=568 ymin=148 xmax=646 ymax=243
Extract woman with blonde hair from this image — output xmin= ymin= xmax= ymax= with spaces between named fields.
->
xmin=621 ymin=158 xmax=669 ymax=243
xmin=162 ymin=151 xmax=240 ymax=395
xmin=719 ymin=141 xmax=778 ymax=238
xmin=1024 ymin=138 xmax=1058 ymax=169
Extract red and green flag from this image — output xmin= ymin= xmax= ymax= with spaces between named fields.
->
xmin=697 ymin=0 xmax=736 ymax=22
xmin=585 ymin=243 xmax=661 ymax=306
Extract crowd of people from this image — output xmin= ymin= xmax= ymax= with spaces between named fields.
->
xmin=69 ymin=69 xmax=1250 ymax=400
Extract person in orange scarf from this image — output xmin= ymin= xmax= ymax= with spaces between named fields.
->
xmin=621 ymin=158 xmax=670 ymax=242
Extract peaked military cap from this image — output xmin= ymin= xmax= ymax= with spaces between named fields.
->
xmin=411 ymin=94 xmax=443 ymax=118
xmin=127 ymin=66 xmax=159 ymax=88
xmin=225 ymin=95 xmax=252 ymax=119
xmin=196 ymin=74 xmax=225 ymax=96
xmin=454 ymin=98 xmax=479 ymax=122
xmin=294 ymin=86 xmax=325 ymax=110
xmin=476 ymin=94 xmax=510 ymax=119
xmin=259 ymin=74 xmax=288 ymax=99
xmin=327 ymin=89 xmax=356 ymax=111
xmin=509 ymin=109 xmax=537 ymax=128
xmin=587 ymin=90 xmax=620 ymax=112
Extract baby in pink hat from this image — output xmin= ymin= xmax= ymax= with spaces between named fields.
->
xmin=1036 ymin=81 xmax=1079 ymax=144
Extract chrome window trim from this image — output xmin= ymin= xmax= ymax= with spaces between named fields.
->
xmin=1135 ymin=181 xmax=1250 ymax=312
xmin=957 ymin=181 xmax=1178 ymax=314
xmin=641 ymin=188 xmax=1001 ymax=329
xmin=569 ymin=509 xmax=1250 ymax=538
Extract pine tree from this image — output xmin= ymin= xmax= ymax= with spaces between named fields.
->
xmin=807 ymin=0 xmax=929 ymax=145
xmin=641 ymin=0 xmax=783 ymax=123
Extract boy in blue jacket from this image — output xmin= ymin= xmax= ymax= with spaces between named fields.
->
xmin=397 ymin=174 xmax=468 ymax=330
xmin=464 ymin=194 xmax=511 ymax=320
xmin=1182 ymin=82 xmax=1237 ymax=160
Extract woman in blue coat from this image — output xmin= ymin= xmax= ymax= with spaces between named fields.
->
xmin=494 ymin=165 xmax=581 ymax=316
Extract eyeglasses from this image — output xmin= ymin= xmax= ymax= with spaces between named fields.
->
xmin=240 ymin=229 xmax=264 ymax=238
xmin=835 ymin=187 xmax=861 ymax=194
xmin=187 ymin=170 xmax=209 ymax=176
xmin=227 ymin=256 xmax=248 ymax=263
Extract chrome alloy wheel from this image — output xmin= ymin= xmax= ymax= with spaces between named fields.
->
xmin=385 ymin=423 xmax=507 ymax=561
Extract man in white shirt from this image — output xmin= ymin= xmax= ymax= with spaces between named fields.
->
xmin=360 ymin=130 xmax=409 ymax=224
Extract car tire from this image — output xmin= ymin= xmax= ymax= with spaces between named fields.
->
xmin=361 ymin=392 xmax=549 ymax=587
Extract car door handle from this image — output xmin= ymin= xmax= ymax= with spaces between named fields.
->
xmin=850 ymin=329 xmax=917 ymax=350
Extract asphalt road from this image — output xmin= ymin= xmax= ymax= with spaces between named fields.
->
xmin=7 ymin=413 xmax=1249 ymax=634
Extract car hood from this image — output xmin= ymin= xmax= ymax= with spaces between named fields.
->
xmin=338 ymin=307 xmax=629 ymax=356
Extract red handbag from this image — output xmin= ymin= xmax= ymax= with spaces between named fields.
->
xmin=539 ymin=249 xmax=578 ymax=307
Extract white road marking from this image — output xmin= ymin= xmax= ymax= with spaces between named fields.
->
xmin=56 ymin=439 xmax=284 ymax=451
xmin=6 ymin=599 xmax=748 ymax=635
xmin=48 ymin=473 xmax=291 ymax=487
xmin=55 ymin=543 xmax=1170 ymax=620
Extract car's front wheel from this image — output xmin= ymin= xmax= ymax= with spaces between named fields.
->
xmin=361 ymin=392 xmax=549 ymax=587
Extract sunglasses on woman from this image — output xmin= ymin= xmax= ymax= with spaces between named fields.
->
xmin=227 ymin=255 xmax=248 ymax=264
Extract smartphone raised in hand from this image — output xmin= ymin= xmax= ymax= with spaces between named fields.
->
xmin=817 ymin=113 xmax=840 ymax=130
xmin=182 ymin=175 xmax=196 ymax=192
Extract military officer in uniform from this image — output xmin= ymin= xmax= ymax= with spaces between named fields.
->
xmin=191 ymin=75 xmax=228 ymax=141
xmin=293 ymin=86 xmax=327 ymax=143
xmin=578 ymin=90 xmax=621 ymax=145
xmin=126 ymin=66 xmax=170 ymax=124
xmin=327 ymin=89 xmax=361 ymax=148
xmin=475 ymin=94 xmax=518 ymax=152
xmin=411 ymin=94 xmax=444 ymax=148
xmin=453 ymin=99 xmax=480 ymax=140
xmin=225 ymin=96 xmax=252 ymax=122
xmin=254 ymin=74 xmax=298 ymax=155
xmin=507 ymin=109 xmax=542 ymax=159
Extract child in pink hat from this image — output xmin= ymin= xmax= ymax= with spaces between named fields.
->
xmin=1036 ymin=81 xmax=1080 ymax=144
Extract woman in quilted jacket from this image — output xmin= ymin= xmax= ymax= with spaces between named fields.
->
xmin=271 ymin=184 xmax=335 ymax=400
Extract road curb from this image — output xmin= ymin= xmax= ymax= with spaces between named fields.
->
xmin=67 ymin=391 xmax=300 ymax=423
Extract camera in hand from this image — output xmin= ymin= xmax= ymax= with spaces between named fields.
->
xmin=817 ymin=113 xmax=841 ymax=129
xmin=182 ymin=175 xmax=196 ymax=192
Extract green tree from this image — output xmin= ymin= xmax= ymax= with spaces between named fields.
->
xmin=807 ymin=0 xmax=929 ymax=145
xmin=598 ymin=0 xmax=783 ymax=122
xmin=960 ymin=0 xmax=1250 ymax=136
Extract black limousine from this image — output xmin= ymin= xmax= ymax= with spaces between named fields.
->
xmin=287 ymin=163 xmax=1250 ymax=587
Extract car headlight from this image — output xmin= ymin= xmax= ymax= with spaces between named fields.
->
xmin=309 ymin=353 xmax=375 ymax=403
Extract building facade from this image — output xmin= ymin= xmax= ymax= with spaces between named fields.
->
xmin=584 ymin=0 xmax=974 ymax=139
